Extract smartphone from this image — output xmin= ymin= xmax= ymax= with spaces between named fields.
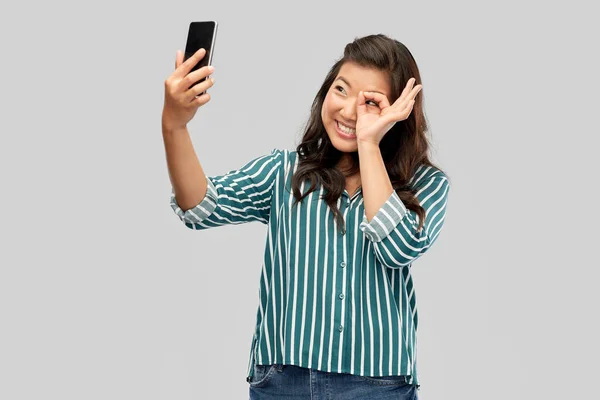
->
xmin=183 ymin=21 xmax=218 ymax=93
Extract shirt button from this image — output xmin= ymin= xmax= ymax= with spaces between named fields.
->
xmin=339 ymin=293 xmax=345 ymax=300
xmin=340 ymin=261 xmax=346 ymax=268
xmin=338 ymin=325 xmax=344 ymax=332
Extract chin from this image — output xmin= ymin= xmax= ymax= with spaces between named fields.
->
xmin=333 ymin=141 xmax=358 ymax=154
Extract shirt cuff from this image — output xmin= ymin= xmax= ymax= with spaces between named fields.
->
xmin=359 ymin=190 xmax=407 ymax=242
xmin=170 ymin=176 xmax=219 ymax=223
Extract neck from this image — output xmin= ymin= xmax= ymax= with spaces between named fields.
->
xmin=336 ymin=154 xmax=359 ymax=177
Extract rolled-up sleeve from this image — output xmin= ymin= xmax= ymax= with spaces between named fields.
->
xmin=359 ymin=173 xmax=450 ymax=268
xmin=170 ymin=148 xmax=284 ymax=230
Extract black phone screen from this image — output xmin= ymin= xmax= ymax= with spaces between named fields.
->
xmin=184 ymin=21 xmax=217 ymax=75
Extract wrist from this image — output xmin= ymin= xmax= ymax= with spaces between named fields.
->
xmin=162 ymin=124 xmax=188 ymax=140
xmin=162 ymin=116 xmax=187 ymax=135
xmin=161 ymin=107 xmax=187 ymax=132
xmin=357 ymin=139 xmax=381 ymax=152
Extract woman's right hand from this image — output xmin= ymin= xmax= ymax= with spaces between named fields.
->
xmin=162 ymin=48 xmax=215 ymax=131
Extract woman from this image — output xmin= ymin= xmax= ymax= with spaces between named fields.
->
xmin=163 ymin=34 xmax=450 ymax=400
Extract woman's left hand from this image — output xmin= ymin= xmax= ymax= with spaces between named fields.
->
xmin=355 ymin=78 xmax=423 ymax=146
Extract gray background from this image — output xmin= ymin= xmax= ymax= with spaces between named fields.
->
xmin=1 ymin=0 xmax=598 ymax=399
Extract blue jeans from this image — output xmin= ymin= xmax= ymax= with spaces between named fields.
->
xmin=248 ymin=363 xmax=419 ymax=399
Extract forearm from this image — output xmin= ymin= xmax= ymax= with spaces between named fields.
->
xmin=357 ymin=141 xmax=394 ymax=222
xmin=162 ymin=124 xmax=207 ymax=211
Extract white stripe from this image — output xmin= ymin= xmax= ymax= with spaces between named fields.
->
xmin=424 ymin=183 xmax=449 ymax=237
xmin=350 ymin=208 xmax=360 ymax=375
xmin=380 ymin=262 xmax=394 ymax=374
xmin=298 ymin=187 xmax=314 ymax=364
xmin=318 ymin=204 xmax=330 ymax=371
xmin=290 ymin=179 xmax=304 ymax=364
xmin=283 ymin=153 xmax=299 ymax=363
xmin=262 ymin=177 xmax=278 ymax=362
xmin=397 ymin=269 xmax=404 ymax=374
xmin=430 ymin=213 xmax=447 ymax=243
xmin=231 ymin=159 xmax=281 ymax=185
xmin=337 ymin=200 xmax=350 ymax=372
xmin=212 ymin=153 xmax=277 ymax=184
xmin=409 ymin=165 xmax=434 ymax=186
xmin=373 ymin=251 xmax=383 ymax=375
xmin=403 ymin=270 xmax=412 ymax=372
xmin=360 ymin=234 xmax=366 ymax=376
xmin=365 ymin=241 xmax=375 ymax=375
xmin=327 ymin=196 xmax=340 ymax=372
xmin=257 ymin=278 xmax=264 ymax=365
xmin=308 ymin=185 xmax=324 ymax=369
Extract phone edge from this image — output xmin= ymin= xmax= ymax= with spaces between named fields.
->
xmin=207 ymin=21 xmax=218 ymax=66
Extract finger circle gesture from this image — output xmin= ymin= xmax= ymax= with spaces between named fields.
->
xmin=355 ymin=77 xmax=423 ymax=145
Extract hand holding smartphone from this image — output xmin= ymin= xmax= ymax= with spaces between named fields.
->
xmin=183 ymin=21 xmax=218 ymax=95
xmin=162 ymin=21 xmax=218 ymax=131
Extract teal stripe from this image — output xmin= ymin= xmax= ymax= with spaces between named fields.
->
xmin=170 ymin=149 xmax=450 ymax=387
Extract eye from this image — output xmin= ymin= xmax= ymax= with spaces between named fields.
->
xmin=366 ymin=100 xmax=379 ymax=107
xmin=334 ymin=85 xmax=346 ymax=94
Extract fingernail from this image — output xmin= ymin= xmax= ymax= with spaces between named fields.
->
xmin=208 ymin=66 xmax=215 ymax=71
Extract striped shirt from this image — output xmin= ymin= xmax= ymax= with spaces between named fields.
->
xmin=170 ymin=148 xmax=450 ymax=387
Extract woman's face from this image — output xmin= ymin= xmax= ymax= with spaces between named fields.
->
xmin=321 ymin=61 xmax=392 ymax=154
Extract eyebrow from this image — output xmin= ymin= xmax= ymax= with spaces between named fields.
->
xmin=335 ymin=76 xmax=386 ymax=95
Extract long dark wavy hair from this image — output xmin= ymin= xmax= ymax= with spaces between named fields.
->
xmin=290 ymin=34 xmax=447 ymax=235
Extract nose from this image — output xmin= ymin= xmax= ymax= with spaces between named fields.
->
xmin=341 ymin=97 xmax=357 ymax=121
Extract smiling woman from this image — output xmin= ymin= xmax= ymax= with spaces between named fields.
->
xmin=292 ymin=34 xmax=439 ymax=237
xmin=165 ymin=33 xmax=449 ymax=400
xmin=321 ymin=62 xmax=391 ymax=153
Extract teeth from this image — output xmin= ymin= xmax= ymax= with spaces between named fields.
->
xmin=337 ymin=121 xmax=356 ymax=135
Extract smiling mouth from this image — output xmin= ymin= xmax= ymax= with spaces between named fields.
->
xmin=336 ymin=120 xmax=356 ymax=137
